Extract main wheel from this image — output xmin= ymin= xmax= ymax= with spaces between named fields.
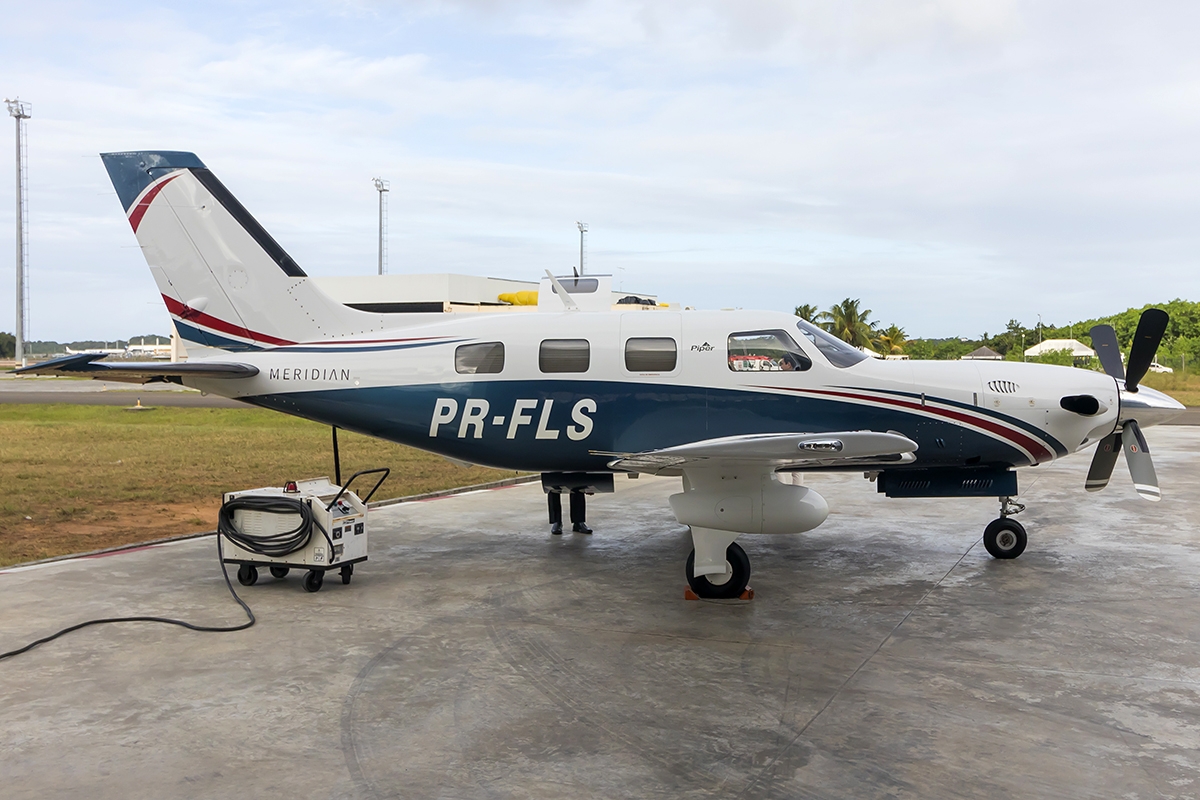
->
xmin=340 ymin=565 xmax=354 ymax=585
xmin=236 ymin=564 xmax=258 ymax=586
xmin=269 ymin=566 xmax=290 ymax=579
xmin=983 ymin=518 xmax=1027 ymax=559
xmin=303 ymin=570 xmax=324 ymax=593
xmin=685 ymin=542 xmax=751 ymax=599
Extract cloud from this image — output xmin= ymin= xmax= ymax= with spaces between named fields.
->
xmin=1 ymin=1 xmax=1198 ymax=341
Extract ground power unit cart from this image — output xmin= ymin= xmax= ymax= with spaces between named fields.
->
xmin=218 ymin=469 xmax=389 ymax=593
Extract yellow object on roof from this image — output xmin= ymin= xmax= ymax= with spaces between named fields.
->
xmin=499 ymin=291 xmax=539 ymax=306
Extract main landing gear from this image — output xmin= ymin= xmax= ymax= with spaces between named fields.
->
xmin=983 ymin=496 xmax=1027 ymax=559
xmin=685 ymin=538 xmax=752 ymax=599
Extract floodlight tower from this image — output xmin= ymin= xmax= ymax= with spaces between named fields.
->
xmin=576 ymin=221 xmax=588 ymax=275
xmin=6 ymin=98 xmax=30 ymax=364
xmin=373 ymin=178 xmax=389 ymax=275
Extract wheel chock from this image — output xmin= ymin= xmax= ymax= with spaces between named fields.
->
xmin=683 ymin=586 xmax=754 ymax=601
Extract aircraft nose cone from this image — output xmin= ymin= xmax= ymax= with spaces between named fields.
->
xmin=1120 ymin=383 xmax=1186 ymax=428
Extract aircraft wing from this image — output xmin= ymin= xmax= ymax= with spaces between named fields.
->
xmin=601 ymin=431 xmax=918 ymax=476
xmin=13 ymin=353 xmax=258 ymax=384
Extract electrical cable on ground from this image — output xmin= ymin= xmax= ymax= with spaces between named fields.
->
xmin=0 ymin=495 xmax=326 ymax=662
xmin=0 ymin=536 xmax=254 ymax=661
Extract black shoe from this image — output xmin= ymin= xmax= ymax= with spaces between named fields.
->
xmin=572 ymin=522 xmax=593 ymax=535
xmin=550 ymin=522 xmax=563 ymax=535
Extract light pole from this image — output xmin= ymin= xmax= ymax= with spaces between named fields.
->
xmin=6 ymin=98 xmax=30 ymax=365
xmin=576 ymin=221 xmax=588 ymax=275
xmin=373 ymin=178 xmax=389 ymax=275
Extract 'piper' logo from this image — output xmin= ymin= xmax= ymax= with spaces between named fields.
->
xmin=429 ymin=398 xmax=596 ymax=441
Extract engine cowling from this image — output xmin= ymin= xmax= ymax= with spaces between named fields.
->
xmin=669 ymin=473 xmax=829 ymax=535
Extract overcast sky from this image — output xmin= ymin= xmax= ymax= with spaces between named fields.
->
xmin=3 ymin=0 xmax=1199 ymax=341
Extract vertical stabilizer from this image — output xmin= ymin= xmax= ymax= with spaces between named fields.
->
xmin=102 ymin=151 xmax=387 ymax=350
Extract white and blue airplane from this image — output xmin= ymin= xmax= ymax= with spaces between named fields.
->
xmin=21 ymin=151 xmax=1186 ymax=599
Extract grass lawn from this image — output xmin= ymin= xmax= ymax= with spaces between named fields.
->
xmin=0 ymin=405 xmax=522 ymax=567
xmin=1138 ymin=371 xmax=1200 ymax=407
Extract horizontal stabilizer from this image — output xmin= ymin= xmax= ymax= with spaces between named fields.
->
xmin=601 ymin=430 xmax=918 ymax=475
xmin=14 ymin=353 xmax=258 ymax=384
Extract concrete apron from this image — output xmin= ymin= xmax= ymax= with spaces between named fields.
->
xmin=2 ymin=428 xmax=1199 ymax=799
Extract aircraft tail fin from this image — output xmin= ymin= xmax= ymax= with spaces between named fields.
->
xmin=101 ymin=151 xmax=385 ymax=350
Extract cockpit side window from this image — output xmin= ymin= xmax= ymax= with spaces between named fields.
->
xmin=455 ymin=342 xmax=505 ymax=374
xmin=727 ymin=330 xmax=812 ymax=372
xmin=795 ymin=319 xmax=869 ymax=368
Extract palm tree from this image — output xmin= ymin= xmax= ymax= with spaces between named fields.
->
xmin=873 ymin=324 xmax=908 ymax=356
xmin=817 ymin=298 xmax=876 ymax=350
xmin=794 ymin=303 xmax=819 ymax=322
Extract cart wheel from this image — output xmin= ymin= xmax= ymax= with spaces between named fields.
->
xmin=303 ymin=570 xmax=324 ymax=593
xmin=269 ymin=566 xmax=290 ymax=579
xmin=340 ymin=565 xmax=353 ymax=585
xmin=236 ymin=564 xmax=258 ymax=586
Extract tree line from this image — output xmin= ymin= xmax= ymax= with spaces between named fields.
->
xmin=794 ymin=298 xmax=1200 ymax=370
xmin=0 ymin=334 xmax=170 ymax=359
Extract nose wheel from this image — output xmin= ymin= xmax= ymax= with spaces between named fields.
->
xmin=984 ymin=496 xmax=1027 ymax=559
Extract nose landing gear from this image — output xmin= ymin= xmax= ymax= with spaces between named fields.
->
xmin=984 ymin=496 xmax=1027 ymax=559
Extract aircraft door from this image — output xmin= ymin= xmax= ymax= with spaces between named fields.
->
xmin=616 ymin=312 xmax=694 ymax=450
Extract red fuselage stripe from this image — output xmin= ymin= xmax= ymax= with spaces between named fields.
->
xmin=770 ymin=386 xmax=1054 ymax=463
xmin=129 ymin=174 xmax=179 ymax=233
xmin=162 ymin=295 xmax=296 ymax=347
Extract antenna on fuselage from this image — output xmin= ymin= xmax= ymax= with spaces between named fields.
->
xmin=544 ymin=270 xmax=579 ymax=311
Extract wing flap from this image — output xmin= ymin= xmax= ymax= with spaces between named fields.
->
xmin=601 ymin=431 xmax=918 ymax=475
xmin=14 ymin=353 xmax=258 ymax=383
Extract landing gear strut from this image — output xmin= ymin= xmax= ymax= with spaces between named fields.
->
xmin=686 ymin=542 xmax=751 ymax=599
xmin=984 ymin=496 xmax=1027 ymax=559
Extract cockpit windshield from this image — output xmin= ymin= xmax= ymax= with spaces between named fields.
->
xmin=795 ymin=319 xmax=870 ymax=368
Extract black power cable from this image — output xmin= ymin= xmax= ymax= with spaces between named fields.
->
xmin=0 ymin=536 xmax=254 ymax=661
xmin=0 ymin=495 xmax=331 ymax=662
xmin=216 ymin=494 xmax=332 ymax=560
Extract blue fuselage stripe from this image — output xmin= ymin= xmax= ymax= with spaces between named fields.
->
xmin=241 ymin=380 xmax=1040 ymax=473
xmin=173 ymin=320 xmax=264 ymax=352
xmin=833 ymin=385 xmax=1069 ymax=457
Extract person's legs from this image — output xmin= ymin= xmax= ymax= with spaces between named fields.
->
xmin=570 ymin=491 xmax=592 ymax=534
xmin=548 ymin=491 xmax=563 ymax=535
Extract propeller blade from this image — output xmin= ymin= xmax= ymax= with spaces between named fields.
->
xmin=1124 ymin=308 xmax=1169 ymax=392
xmin=1089 ymin=324 xmax=1125 ymax=381
xmin=1085 ymin=430 xmax=1122 ymax=492
xmin=1122 ymin=421 xmax=1160 ymax=501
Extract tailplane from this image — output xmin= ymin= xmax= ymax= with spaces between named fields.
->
xmin=102 ymin=151 xmax=386 ymax=350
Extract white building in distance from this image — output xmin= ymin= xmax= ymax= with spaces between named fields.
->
xmin=1024 ymin=338 xmax=1096 ymax=359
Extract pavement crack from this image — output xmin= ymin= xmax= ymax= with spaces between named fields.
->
xmin=484 ymin=620 xmax=731 ymax=792
xmin=736 ymin=537 xmax=981 ymax=799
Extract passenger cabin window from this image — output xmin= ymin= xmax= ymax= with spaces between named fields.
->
xmin=727 ymin=330 xmax=812 ymax=372
xmin=539 ymin=339 xmax=590 ymax=373
xmin=794 ymin=319 xmax=869 ymax=368
xmin=624 ymin=337 xmax=677 ymax=372
xmin=455 ymin=342 xmax=505 ymax=374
